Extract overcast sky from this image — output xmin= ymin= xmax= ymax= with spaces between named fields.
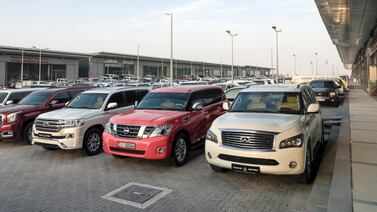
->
xmin=0 ymin=0 xmax=350 ymax=75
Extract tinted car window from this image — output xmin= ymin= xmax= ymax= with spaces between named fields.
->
xmin=226 ymin=88 xmax=243 ymax=100
xmin=137 ymin=92 xmax=189 ymax=111
xmin=203 ymin=89 xmax=222 ymax=106
xmin=310 ymin=81 xmax=336 ymax=89
xmin=8 ymin=92 xmax=31 ymax=104
xmin=136 ymin=90 xmax=149 ymax=101
xmin=52 ymin=91 xmax=71 ymax=104
xmin=0 ymin=92 xmax=9 ymax=103
xmin=107 ymin=92 xmax=126 ymax=109
xmin=19 ymin=91 xmax=51 ymax=105
xmin=67 ymin=93 xmax=108 ymax=109
xmin=124 ymin=90 xmax=137 ymax=106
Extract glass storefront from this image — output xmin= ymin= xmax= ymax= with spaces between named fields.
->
xmin=104 ymin=63 xmax=134 ymax=76
xmin=6 ymin=62 xmax=66 ymax=83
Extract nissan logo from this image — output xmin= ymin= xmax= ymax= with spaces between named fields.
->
xmin=122 ymin=127 xmax=130 ymax=134
xmin=240 ymin=136 xmax=253 ymax=143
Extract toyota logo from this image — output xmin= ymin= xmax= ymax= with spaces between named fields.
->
xmin=122 ymin=127 xmax=130 ymax=134
xmin=240 ymin=136 xmax=253 ymax=143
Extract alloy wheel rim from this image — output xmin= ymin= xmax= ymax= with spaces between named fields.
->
xmin=175 ymin=138 xmax=187 ymax=162
xmin=306 ymin=150 xmax=312 ymax=177
xmin=87 ymin=133 xmax=100 ymax=152
xmin=27 ymin=127 xmax=33 ymax=142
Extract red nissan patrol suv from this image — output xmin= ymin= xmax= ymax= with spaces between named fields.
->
xmin=103 ymin=86 xmax=226 ymax=166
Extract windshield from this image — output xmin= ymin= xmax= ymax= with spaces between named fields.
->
xmin=67 ymin=93 xmax=108 ymax=109
xmin=230 ymin=92 xmax=301 ymax=114
xmin=0 ymin=92 xmax=9 ymax=103
xmin=226 ymin=88 xmax=243 ymax=100
xmin=310 ymin=81 xmax=335 ymax=89
xmin=19 ymin=91 xmax=50 ymax=105
xmin=137 ymin=92 xmax=189 ymax=111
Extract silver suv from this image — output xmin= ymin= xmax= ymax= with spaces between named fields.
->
xmin=32 ymin=87 xmax=149 ymax=155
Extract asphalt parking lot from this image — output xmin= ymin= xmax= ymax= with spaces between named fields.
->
xmin=0 ymin=101 xmax=346 ymax=212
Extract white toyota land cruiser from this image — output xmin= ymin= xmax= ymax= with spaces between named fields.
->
xmin=32 ymin=87 xmax=149 ymax=156
xmin=205 ymin=84 xmax=324 ymax=183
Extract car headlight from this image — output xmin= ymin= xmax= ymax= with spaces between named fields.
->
xmin=149 ymin=124 xmax=173 ymax=138
xmin=105 ymin=122 xmax=117 ymax=134
xmin=329 ymin=91 xmax=336 ymax=97
xmin=63 ymin=119 xmax=85 ymax=127
xmin=279 ymin=134 xmax=304 ymax=149
xmin=206 ymin=129 xmax=218 ymax=143
xmin=6 ymin=113 xmax=18 ymax=123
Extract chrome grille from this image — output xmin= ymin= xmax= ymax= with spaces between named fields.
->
xmin=221 ymin=131 xmax=275 ymax=150
xmin=116 ymin=125 xmax=141 ymax=138
xmin=35 ymin=119 xmax=64 ymax=132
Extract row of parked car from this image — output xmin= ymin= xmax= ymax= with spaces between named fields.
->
xmin=0 ymin=76 xmax=347 ymax=184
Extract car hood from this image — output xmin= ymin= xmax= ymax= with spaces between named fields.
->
xmin=0 ymin=104 xmax=39 ymax=114
xmin=37 ymin=108 xmax=100 ymax=120
xmin=111 ymin=110 xmax=188 ymax=125
xmin=212 ymin=112 xmax=304 ymax=133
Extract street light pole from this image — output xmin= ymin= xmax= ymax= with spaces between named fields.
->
xmin=293 ymin=54 xmax=297 ymax=76
xmin=21 ymin=49 xmax=24 ymax=85
xmin=310 ymin=61 xmax=314 ymax=76
xmin=32 ymin=46 xmax=48 ymax=82
xmin=165 ymin=13 xmax=173 ymax=85
xmin=137 ymin=44 xmax=140 ymax=80
xmin=272 ymin=26 xmax=282 ymax=82
xmin=226 ymin=30 xmax=238 ymax=80
xmin=315 ymin=52 xmax=318 ymax=76
xmin=220 ymin=57 xmax=223 ymax=79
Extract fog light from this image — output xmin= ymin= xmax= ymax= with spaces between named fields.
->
xmin=289 ymin=161 xmax=297 ymax=169
xmin=65 ymin=134 xmax=74 ymax=139
xmin=157 ymin=147 xmax=165 ymax=154
xmin=207 ymin=152 xmax=212 ymax=159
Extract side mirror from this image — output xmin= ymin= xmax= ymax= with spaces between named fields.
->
xmin=107 ymin=102 xmax=118 ymax=109
xmin=49 ymin=100 xmax=59 ymax=105
xmin=5 ymin=100 xmax=13 ymax=105
xmin=223 ymin=102 xmax=230 ymax=111
xmin=192 ymin=102 xmax=203 ymax=110
xmin=307 ymin=103 xmax=320 ymax=113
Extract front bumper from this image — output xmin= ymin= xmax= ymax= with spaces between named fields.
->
xmin=32 ymin=126 xmax=85 ymax=150
xmin=205 ymin=140 xmax=305 ymax=175
xmin=315 ymin=96 xmax=338 ymax=104
xmin=103 ymin=131 xmax=172 ymax=160
xmin=0 ymin=124 xmax=14 ymax=139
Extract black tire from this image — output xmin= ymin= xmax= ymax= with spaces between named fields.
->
xmin=22 ymin=121 xmax=34 ymax=145
xmin=210 ymin=164 xmax=228 ymax=173
xmin=171 ymin=133 xmax=189 ymax=167
xmin=302 ymin=144 xmax=314 ymax=184
xmin=81 ymin=128 xmax=102 ymax=156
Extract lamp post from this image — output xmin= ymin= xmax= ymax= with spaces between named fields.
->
xmin=293 ymin=54 xmax=297 ymax=76
xmin=272 ymin=26 xmax=282 ymax=81
xmin=315 ymin=52 xmax=318 ymax=76
xmin=20 ymin=48 xmax=24 ymax=85
xmin=226 ymin=30 xmax=238 ymax=80
xmin=164 ymin=12 xmax=173 ymax=85
xmin=32 ymin=46 xmax=49 ymax=82
xmin=310 ymin=61 xmax=314 ymax=76
xmin=137 ymin=44 xmax=141 ymax=80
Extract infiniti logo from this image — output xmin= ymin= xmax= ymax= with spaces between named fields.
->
xmin=240 ymin=136 xmax=253 ymax=143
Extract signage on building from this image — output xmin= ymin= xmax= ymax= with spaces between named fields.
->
xmin=9 ymin=56 xmax=49 ymax=64
xmin=104 ymin=59 xmax=134 ymax=65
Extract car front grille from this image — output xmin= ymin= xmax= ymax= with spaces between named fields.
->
xmin=218 ymin=154 xmax=279 ymax=165
xmin=35 ymin=119 xmax=65 ymax=132
xmin=115 ymin=125 xmax=141 ymax=138
xmin=221 ymin=130 xmax=275 ymax=150
xmin=315 ymin=92 xmax=329 ymax=97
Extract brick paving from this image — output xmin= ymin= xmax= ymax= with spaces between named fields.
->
xmin=0 ymin=106 xmax=342 ymax=212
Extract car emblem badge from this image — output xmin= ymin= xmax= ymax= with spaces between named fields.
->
xmin=122 ymin=127 xmax=130 ymax=134
xmin=240 ymin=136 xmax=252 ymax=143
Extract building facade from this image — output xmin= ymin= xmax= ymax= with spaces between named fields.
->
xmin=0 ymin=46 xmax=272 ymax=85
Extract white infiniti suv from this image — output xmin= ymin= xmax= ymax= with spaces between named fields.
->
xmin=205 ymin=84 xmax=324 ymax=183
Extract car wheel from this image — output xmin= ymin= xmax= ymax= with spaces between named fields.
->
xmin=171 ymin=133 xmax=189 ymax=167
xmin=302 ymin=144 xmax=314 ymax=184
xmin=82 ymin=128 xmax=102 ymax=156
xmin=210 ymin=164 xmax=228 ymax=173
xmin=22 ymin=121 xmax=34 ymax=145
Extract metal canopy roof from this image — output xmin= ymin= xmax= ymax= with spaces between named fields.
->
xmin=315 ymin=0 xmax=377 ymax=69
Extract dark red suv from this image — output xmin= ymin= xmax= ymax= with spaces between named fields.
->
xmin=103 ymin=85 xmax=226 ymax=166
xmin=0 ymin=87 xmax=90 ymax=144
